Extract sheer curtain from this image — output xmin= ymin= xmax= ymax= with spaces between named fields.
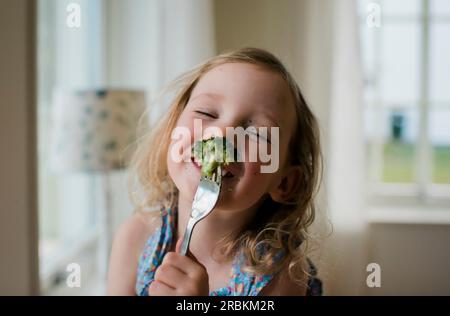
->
xmin=38 ymin=0 xmax=105 ymax=294
xmin=300 ymin=0 xmax=368 ymax=295
xmin=326 ymin=0 xmax=368 ymax=295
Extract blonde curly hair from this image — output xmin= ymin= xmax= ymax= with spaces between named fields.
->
xmin=128 ymin=47 xmax=322 ymax=286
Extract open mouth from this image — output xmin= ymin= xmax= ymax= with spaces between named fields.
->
xmin=191 ymin=137 xmax=237 ymax=179
xmin=222 ymin=169 xmax=234 ymax=179
xmin=191 ymin=156 xmax=235 ymax=179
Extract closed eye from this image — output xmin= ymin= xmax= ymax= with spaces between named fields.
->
xmin=194 ymin=110 xmax=217 ymax=119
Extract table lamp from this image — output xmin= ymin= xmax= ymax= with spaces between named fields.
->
xmin=50 ymin=89 xmax=147 ymax=279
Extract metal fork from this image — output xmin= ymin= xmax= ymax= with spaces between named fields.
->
xmin=179 ymin=166 xmax=222 ymax=256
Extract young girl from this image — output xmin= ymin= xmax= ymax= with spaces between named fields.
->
xmin=107 ymin=48 xmax=322 ymax=296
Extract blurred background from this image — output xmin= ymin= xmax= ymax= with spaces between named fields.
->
xmin=0 ymin=0 xmax=449 ymax=295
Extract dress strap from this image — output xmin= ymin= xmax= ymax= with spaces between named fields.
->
xmin=135 ymin=207 xmax=177 ymax=296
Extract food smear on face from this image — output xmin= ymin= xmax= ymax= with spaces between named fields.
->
xmin=192 ymin=137 xmax=236 ymax=178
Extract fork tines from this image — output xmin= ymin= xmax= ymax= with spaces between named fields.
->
xmin=209 ymin=166 xmax=222 ymax=184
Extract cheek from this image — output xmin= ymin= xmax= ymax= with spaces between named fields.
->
xmin=218 ymin=162 xmax=273 ymax=211
xmin=166 ymin=120 xmax=200 ymax=200
xmin=167 ymin=114 xmax=197 ymax=167
xmin=167 ymin=146 xmax=201 ymax=202
xmin=240 ymin=162 xmax=275 ymax=191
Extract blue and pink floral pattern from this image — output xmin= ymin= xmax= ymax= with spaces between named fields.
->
xmin=135 ymin=205 xmax=322 ymax=296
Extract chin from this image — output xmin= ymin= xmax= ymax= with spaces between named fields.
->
xmin=215 ymin=186 xmax=263 ymax=212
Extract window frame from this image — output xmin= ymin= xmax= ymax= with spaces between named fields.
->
xmin=37 ymin=0 xmax=107 ymax=294
xmin=360 ymin=0 xmax=450 ymax=209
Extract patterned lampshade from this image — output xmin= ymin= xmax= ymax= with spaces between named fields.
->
xmin=50 ymin=89 xmax=147 ymax=172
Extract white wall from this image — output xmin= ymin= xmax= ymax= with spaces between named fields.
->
xmin=367 ymin=223 xmax=450 ymax=295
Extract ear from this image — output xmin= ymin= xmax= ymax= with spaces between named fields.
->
xmin=268 ymin=165 xmax=302 ymax=203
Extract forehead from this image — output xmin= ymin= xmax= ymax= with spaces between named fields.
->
xmin=190 ymin=62 xmax=296 ymax=129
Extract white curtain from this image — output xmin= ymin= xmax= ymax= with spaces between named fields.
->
xmin=299 ymin=0 xmax=368 ymax=295
xmin=326 ymin=0 xmax=368 ymax=295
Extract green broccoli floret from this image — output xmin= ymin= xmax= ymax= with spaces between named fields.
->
xmin=192 ymin=137 xmax=236 ymax=178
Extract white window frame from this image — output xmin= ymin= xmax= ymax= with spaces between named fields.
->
xmin=360 ymin=0 xmax=450 ymax=212
xmin=37 ymin=0 xmax=106 ymax=294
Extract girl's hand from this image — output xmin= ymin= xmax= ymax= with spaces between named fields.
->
xmin=148 ymin=238 xmax=209 ymax=296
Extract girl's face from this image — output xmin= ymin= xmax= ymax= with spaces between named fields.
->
xmin=167 ymin=62 xmax=297 ymax=212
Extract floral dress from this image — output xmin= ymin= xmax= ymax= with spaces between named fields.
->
xmin=135 ymin=206 xmax=322 ymax=296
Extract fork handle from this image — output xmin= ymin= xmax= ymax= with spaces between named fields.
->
xmin=179 ymin=217 xmax=197 ymax=256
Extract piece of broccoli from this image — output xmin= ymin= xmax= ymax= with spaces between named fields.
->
xmin=192 ymin=137 xmax=236 ymax=178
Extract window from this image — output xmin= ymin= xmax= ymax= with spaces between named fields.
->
xmin=37 ymin=0 xmax=105 ymax=293
xmin=359 ymin=0 xmax=450 ymax=208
